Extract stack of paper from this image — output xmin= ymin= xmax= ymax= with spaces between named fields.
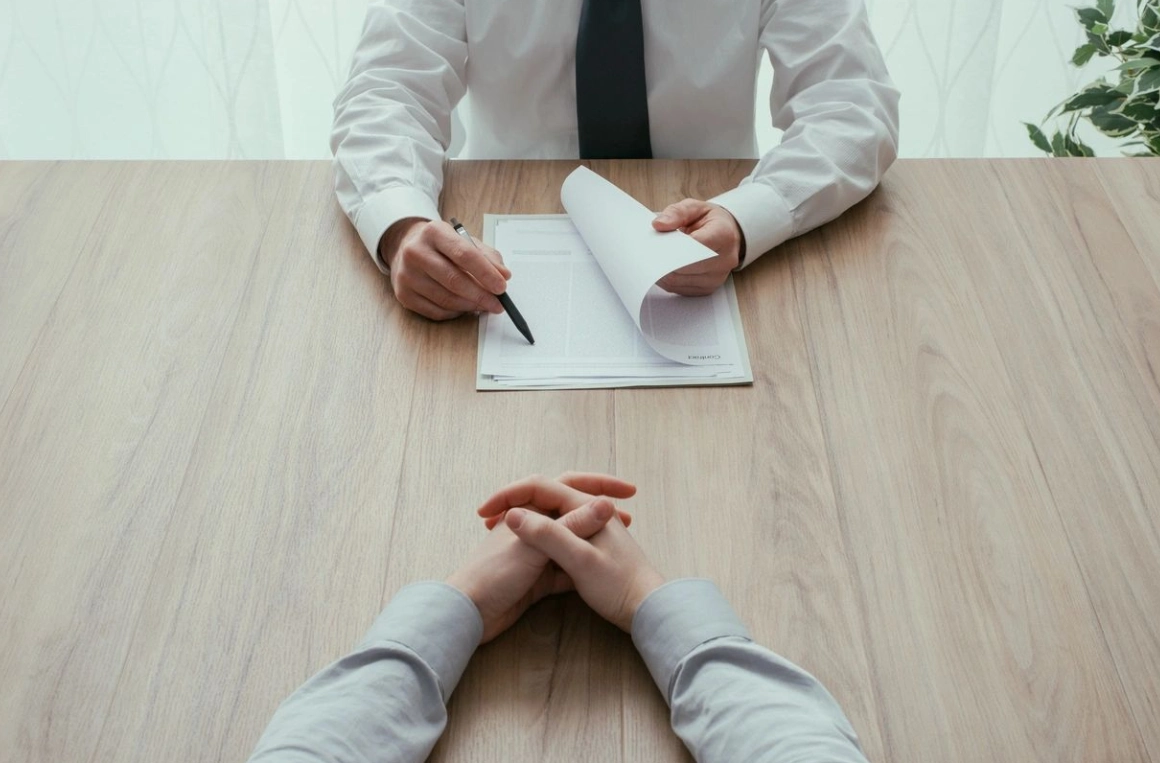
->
xmin=477 ymin=167 xmax=752 ymax=390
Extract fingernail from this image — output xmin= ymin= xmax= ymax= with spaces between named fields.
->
xmin=654 ymin=213 xmax=672 ymax=224
xmin=507 ymin=508 xmax=526 ymax=529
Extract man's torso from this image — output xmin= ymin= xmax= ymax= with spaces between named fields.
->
xmin=458 ymin=0 xmax=765 ymax=160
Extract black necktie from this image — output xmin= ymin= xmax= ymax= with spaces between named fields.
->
xmin=575 ymin=0 xmax=653 ymax=159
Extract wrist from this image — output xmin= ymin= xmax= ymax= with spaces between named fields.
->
xmin=379 ymin=217 xmax=428 ymax=271
xmin=717 ymin=205 xmax=746 ymax=269
xmin=621 ymin=569 xmax=667 ymax=631
xmin=443 ymin=571 xmax=482 ymax=613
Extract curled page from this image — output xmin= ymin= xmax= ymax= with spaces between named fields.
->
xmin=560 ymin=166 xmax=738 ymax=365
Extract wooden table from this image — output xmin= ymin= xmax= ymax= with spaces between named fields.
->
xmin=1 ymin=159 xmax=1159 ymax=762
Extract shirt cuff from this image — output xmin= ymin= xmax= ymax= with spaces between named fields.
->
xmin=710 ymin=182 xmax=796 ymax=269
xmin=359 ymin=581 xmax=483 ymax=702
xmin=631 ymin=578 xmax=751 ymax=702
xmin=352 ymin=186 xmax=442 ymax=274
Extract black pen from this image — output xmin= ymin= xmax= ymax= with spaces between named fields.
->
xmin=449 ymin=217 xmax=535 ymax=345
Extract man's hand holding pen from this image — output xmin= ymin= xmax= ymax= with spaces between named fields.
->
xmin=380 ymin=217 xmax=510 ymax=321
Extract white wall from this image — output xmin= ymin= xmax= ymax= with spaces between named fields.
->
xmin=0 ymin=0 xmax=1138 ymax=159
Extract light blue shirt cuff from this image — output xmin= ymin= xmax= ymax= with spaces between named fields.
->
xmin=359 ymin=581 xmax=483 ymax=701
xmin=631 ymin=578 xmax=751 ymax=701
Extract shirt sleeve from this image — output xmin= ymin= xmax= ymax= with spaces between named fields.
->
xmin=711 ymin=0 xmax=901 ymax=267
xmin=247 ymin=582 xmax=483 ymax=763
xmin=331 ymin=0 xmax=467 ymax=272
xmin=632 ymin=579 xmax=869 ymax=763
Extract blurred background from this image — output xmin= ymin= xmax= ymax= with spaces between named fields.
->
xmin=0 ymin=0 xmax=1140 ymax=160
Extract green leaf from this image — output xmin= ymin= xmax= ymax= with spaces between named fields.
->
xmin=1088 ymin=29 xmax=1112 ymax=53
xmin=1098 ymin=0 xmax=1115 ymax=20
xmin=1142 ymin=3 xmax=1160 ymax=34
xmin=1051 ymin=131 xmax=1069 ymax=156
xmin=1130 ymin=31 xmax=1160 ymax=50
xmin=1135 ymin=66 xmax=1160 ymax=93
xmin=1108 ymin=30 xmax=1134 ymax=46
xmin=1065 ymin=133 xmax=1097 ymax=156
xmin=1117 ymin=57 xmax=1160 ymax=71
xmin=1025 ymin=122 xmax=1053 ymax=153
xmin=1073 ymin=43 xmax=1099 ymax=66
xmin=1091 ymin=105 xmax=1140 ymax=135
xmin=1062 ymin=84 xmax=1125 ymax=110
xmin=1077 ymin=6 xmax=1109 ymax=29
xmin=1116 ymin=95 xmax=1160 ymax=120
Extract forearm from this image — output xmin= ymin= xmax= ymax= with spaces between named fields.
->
xmin=634 ymin=580 xmax=867 ymax=763
xmin=714 ymin=0 xmax=900 ymax=265
xmin=248 ymin=582 xmax=482 ymax=763
xmin=670 ymin=640 xmax=868 ymax=763
xmin=331 ymin=0 xmax=467 ymax=266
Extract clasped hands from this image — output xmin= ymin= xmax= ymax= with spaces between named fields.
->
xmin=383 ymin=199 xmax=744 ymax=321
xmin=445 ymin=473 xmax=665 ymax=643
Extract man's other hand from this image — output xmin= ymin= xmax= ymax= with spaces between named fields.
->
xmin=380 ymin=218 xmax=511 ymax=321
xmin=651 ymin=200 xmax=744 ymax=297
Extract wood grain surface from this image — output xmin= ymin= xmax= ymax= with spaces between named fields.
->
xmin=1 ymin=159 xmax=1158 ymax=763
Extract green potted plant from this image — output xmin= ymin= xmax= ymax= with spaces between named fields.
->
xmin=1026 ymin=0 xmax=1160 ymax=156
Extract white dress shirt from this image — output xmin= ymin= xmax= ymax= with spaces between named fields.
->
xmin=248 ymin=579 xmax=868 ymax=762
xmin=331 ymin=0 xmax=900 ymax=273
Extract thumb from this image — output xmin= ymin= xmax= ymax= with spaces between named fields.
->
xmin=652 ymin=199 xmax=709 ymax=232
xmin=506 ymin=508 xmax=594 ymax=571
xmin=557 ymin=498 xmax=615 ymax=540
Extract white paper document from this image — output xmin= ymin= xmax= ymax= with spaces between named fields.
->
xmin=477 ymin=167 xmax=753 ymax=390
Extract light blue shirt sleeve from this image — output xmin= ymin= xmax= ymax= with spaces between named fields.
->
xmin=247 ymin=581 xmax=482 ymax=763
xmin=249 ymin=579 xmax=866 ymax=763
xmin=632 ymin=579 xmax=868 ymax=763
